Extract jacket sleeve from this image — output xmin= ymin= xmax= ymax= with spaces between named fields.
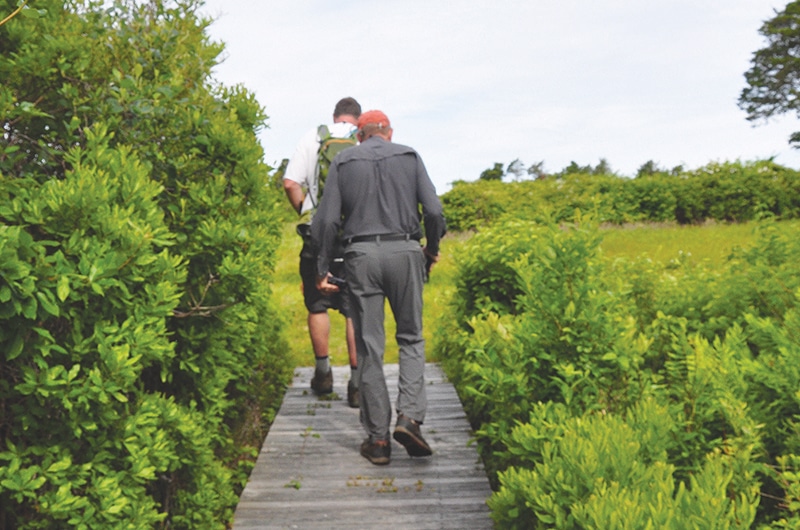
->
xmin=310 ymin=160 xmax=343 ymax=279
xmin=416 ymin=156 xmax=446 ymax=255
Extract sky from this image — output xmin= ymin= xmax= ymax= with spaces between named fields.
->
xmin=198 ymin=1 xmax=800 ymax=193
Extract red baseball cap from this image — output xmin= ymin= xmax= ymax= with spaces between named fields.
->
xmin=357 ymin=110 xmax=391 ymax=130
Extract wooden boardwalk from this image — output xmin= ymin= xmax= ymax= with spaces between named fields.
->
xmin=232 ymin=363 xmax=494 ymax=529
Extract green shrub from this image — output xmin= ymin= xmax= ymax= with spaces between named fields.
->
xmin=440 ymin=161 xmax=800 ymax=231
xmin=450 ymin=218 xmax=542 ymax=321
xmin=0 ymin=1 xmax=290 ymax=527
xmin=437 ymin=218 xmax=800 ymax=526
xmin=439 ymin=179 xmax=512 ymax=231
xmin=489 ymin=400 xmax=759 ymax=530
xmin=442 ymin=219 xmax=648 ymax=480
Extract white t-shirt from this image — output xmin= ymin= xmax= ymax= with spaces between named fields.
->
xmin=283 ymin=121 xmax=358 ymax=216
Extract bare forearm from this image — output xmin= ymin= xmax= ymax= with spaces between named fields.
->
xmin=283 ymin=180 xmax=304 ymax=214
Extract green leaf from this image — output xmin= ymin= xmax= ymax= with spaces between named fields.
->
xmin=36 ymin=291 xmax=59 ymax=317
xmin=47 ymin=457 xmax=73 ymax=473
xmin=21 ymin=298 xmax=37 ymax=319
xmin=56 ymin=276 xmax=70 ymax=302
xmin=20 ymin=7 xmax=40 ymax=19
xmin=6 ymin=333 xmax=24 ymax=361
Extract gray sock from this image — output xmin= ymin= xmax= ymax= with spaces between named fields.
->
xmin=350 ymin=366 xmax=358 ymax=388
xmin=315 ymin=356 xmax=330 ymax=376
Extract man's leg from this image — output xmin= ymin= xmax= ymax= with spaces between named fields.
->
xmin=337 ymin=289 xmax=358 ymax=377
xmin=346 ymin=243 xmax=391 ymax=441
xmin=384 ymin=242 xmax=427 ymax=423
xmin=302 ymin=247 xmax=334 ymax=394
xmin=346 ymin=317 xmax=357 ymax=369
xmin=308 ymin=310 xmax=331 ymax=358
xmin=384 ymin=242 xmax=431 ymax=457
xmin=345 ymin=316 xmax=360 ymax=408
xmin=307 ymin=311 xmax=333 ymax=394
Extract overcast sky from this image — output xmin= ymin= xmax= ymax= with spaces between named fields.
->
xmin=199 ymin=1 xmax=800 ymax=193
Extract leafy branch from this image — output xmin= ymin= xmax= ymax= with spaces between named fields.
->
xmin=0 ymin=1 xmax=30 ymax=27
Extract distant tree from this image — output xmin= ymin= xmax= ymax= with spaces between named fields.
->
xmin=557 ymin=159 xmax=612 ymax=177
xmin=506 ymin=158 xmax=526 ymax=180
xmin=527 ymin=160 xmax=548 ymax=180
xmin=561 ymin=161 xmax=594 ymax=176
xmin=637 ymin=160 xmax=663 ymax=178
xmin=594 ymin=158 xmax=612 ymax=175
xmin=739 ymin=1 xmax=800 ymax=146
xmin=480 ymin=162 xmax=505 ymax=181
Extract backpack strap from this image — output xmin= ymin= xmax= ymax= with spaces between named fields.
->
xmin=312 ymin=124 xmax=357 ymax=208
xmin=308 ymin=125 xmax=330 ymax=209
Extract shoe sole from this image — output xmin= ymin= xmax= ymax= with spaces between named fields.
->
xmin=360 ymin=450 xmax=390 ymax=465
xmin=393 ymin=427 xmax=432 ymax=457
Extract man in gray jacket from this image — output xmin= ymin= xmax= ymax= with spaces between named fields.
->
xmin=311 ymin=110 xmax=446 ymax=465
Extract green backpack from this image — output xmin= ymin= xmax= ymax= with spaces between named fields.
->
xmin=315 ymin=124 xmax=357 ymax=204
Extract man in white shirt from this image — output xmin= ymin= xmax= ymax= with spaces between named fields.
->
xmin=282 ymin=97 xmax=360 ymax=407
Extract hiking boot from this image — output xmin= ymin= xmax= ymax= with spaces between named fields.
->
xmin=310 ymin=368 xmax=333 ymax=395
xmin=360 ymin=438 xmax=391 ymax=465
xmin=347 ymin=379 xmax=360 ymax=408
xmin=393 ymin=414 xmax=432 ymax=457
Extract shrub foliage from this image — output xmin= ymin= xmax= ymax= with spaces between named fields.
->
xmin=441 ymin=161 xmax=800 ymax=232
xmin=436 ymin=217 xmax=800 ymax=528
xmin=1 ymin=1 xmax=290 ymax=527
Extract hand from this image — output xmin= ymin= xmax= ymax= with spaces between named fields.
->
xmin=423 ymin=247 xmax=439 ymax=273
xmin=316 ymin=274 xmax=341 ymax=295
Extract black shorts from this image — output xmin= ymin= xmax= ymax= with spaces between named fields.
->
xmin=299 ymin=252 xmax=350 ymax=316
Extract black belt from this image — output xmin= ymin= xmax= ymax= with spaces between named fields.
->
xmin=346 ymin=233 xmax=419 ymax=244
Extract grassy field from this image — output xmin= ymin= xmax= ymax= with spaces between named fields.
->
xmin=274 ymin=219 xmax=799 ymax=367
xmin=598 ymin=221 xmax=772 ymax=265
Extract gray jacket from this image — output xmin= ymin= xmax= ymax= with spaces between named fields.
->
xmin=312 ymin=136 xmax=446 ymax=278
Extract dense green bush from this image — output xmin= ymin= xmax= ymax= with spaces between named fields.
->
xmin=489 ymin=400 xmax=759 ymax=529
xmin=441 ymin=161 xmax=800 ymax=231
xmin=436 ymin=219 xmax=800 ymax=527
xmin=1 ymin=1 xmax=290 ymax=527
xmin=440 ymin=179 xmax=516 ymax=232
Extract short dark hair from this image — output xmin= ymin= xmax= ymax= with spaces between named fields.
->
xmin=333 ymin=97 xmax=361 ymax=119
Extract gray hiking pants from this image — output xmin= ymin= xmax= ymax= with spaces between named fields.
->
xmin=344 ymin=239 xmax=427 ymax=442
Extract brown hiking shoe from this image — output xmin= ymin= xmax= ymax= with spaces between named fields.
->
xmin=393 ymin=414 xmax=432 ymax=457
xmin=310 ymin=368 xmax=333 ymax=395
xmin=347 ymin=379 xmax=360 ymax=408
xmin=360 ymin=438 xmax=391 ymax=465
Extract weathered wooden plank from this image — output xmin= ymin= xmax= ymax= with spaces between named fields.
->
xmin=231 ymin=363 xmax=494 ymax=529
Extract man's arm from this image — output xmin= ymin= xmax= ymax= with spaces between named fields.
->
xmin=282 ymin=127 xmax=319 ymax=215
xmin=415 ymin=156 xmax=446 ymax=256
xmin=283 ymin=179 xmax=304 ymax=215
xmin=310 ymin=162 xmax=343 ymax=279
